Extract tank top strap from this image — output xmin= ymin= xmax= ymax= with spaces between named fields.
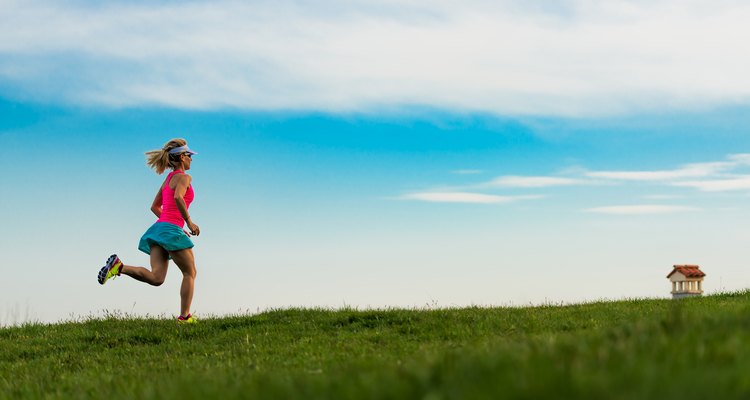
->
xmin=166 ymin=170 xmax=184 ymax=185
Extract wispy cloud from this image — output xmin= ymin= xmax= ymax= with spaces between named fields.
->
xmin=642 ymin=194 xmax=684 ymax=200
xmin=400 ymin=192 xmax=541 ymax=204
xmin=399 ymin=153 xmax=750 ymax=207
xmin=452 ymin=169 xmax=483 ymax=175
xmin=672 ymin=176 xmax=750 ymax=192
xmin=585 ymin=161 xmax=737 ymax=181
xmin=585 ymin=154 xmax=750 ymax=192
xmin=584 ymin=205 xmax=698 ymax=215
xmin=486 ymin=175 xmax=584 ymax=188
xmin=3 ymin=1 xmax=750 ymax=115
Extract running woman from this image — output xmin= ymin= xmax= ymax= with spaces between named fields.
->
xmin=97 ymin=138 xmax=200 ymax=324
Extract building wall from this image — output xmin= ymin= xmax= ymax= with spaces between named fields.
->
xmin=673 ymin=292 xmax=701 ymax=299
xmin=669 ymin=271 xmax=687 ymax=283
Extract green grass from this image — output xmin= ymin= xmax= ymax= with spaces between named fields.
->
xmin=3 ymin=292 xmax=750 ymax=399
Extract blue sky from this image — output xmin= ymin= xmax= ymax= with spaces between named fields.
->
xmin=2 ymin=0 xmax=750 ymax=324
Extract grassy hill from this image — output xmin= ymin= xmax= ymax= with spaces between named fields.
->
xmin=3 ymin=291 xmax=750 ymax=399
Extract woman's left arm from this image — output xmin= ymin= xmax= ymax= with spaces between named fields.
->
xmin=173 ymin=174 xmax=200 ymax=236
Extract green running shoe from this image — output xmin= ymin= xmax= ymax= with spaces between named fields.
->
xmin=97 ymin=254 xmax=123 ymax=285
xmin=177 ymin=314 xmax=197 ymax=324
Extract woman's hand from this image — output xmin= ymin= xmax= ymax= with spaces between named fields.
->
xmin=187 ymin=220 xmax=200 ymax=236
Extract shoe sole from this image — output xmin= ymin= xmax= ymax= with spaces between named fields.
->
xmin=97 ymin=254 xmax=119 ymax=285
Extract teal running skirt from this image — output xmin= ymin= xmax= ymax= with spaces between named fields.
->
xmin=138 ymin=222 xmax=194 ymax=254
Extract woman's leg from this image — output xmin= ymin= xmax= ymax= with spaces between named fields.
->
xmin=120 ymin=246 xmax=170 ymax=286
xmin=169 ymin=248 xmax=197 ymax=317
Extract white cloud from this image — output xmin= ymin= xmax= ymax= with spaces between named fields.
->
xmin=642 ymin=194 xmax=683 ymax=200
xmin=586 ymin=154 xmax=750 ymax=182
xmin=401 ymin=192 xmax=541 ymax=204
xmin=487 ymin=175 xmax=584 ymax=188
xmin=586 ymin=161 xmax=733 ymax=181
xmin=3 ymin=1 xmax=750 ymax=115
xmin=728 ymin=153 xmax=750 ymax=164
xmin=403 ymin=153 xmax=750 ymax=207
xmin=672 ymin=176 xmax=750 ymax=192
xmin=584 ymin=205 xmax=698 ymax=215
xmin=452 ymin=169 xmax=483 ymax=175
xmin=400 ymin=152 xmax=750 ymax=208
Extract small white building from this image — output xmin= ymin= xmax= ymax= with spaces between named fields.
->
xmin=667 ymin=265 xmax=705 ymax=299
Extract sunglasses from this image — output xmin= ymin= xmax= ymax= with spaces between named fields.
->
xmin=182 ymin=153 xmax=193 ymax=159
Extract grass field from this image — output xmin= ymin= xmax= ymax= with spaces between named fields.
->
xmin=3 ymin=292 xmax=750 ymax=399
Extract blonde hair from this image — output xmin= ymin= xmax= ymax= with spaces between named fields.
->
xmin=145 ymin=138 xmax=188 ymax=174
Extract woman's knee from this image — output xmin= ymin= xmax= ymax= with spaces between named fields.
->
xmin=170 ymin=249 xmax=197 ymax=278
xmin=151 ymin=275 xmax=167 ymax=286
xmin=183 ymin=267 xmax=196 ymax=279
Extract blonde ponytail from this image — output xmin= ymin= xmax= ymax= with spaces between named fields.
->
xmin=145 ymin=138 xmax=188 ymax=174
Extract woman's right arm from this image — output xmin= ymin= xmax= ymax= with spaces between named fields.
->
xmin=150 ymin=184 xmax=163 ymax=217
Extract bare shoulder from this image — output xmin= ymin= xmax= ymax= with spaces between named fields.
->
xmin=174 ymin=172 xmax=192 ymax=184
xmin=168 ymin=172 xmax=192 ymax=190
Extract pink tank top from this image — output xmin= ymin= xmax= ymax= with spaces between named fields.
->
xmin=157 ymin=170 xmax=194 ymax=227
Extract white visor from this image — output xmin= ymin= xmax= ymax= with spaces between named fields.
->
xmin=168 ymin=145 xmax=198 ymax=155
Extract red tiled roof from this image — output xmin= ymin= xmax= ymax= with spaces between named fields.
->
xmin=667 ymin=265 xmax=706 ymax=279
